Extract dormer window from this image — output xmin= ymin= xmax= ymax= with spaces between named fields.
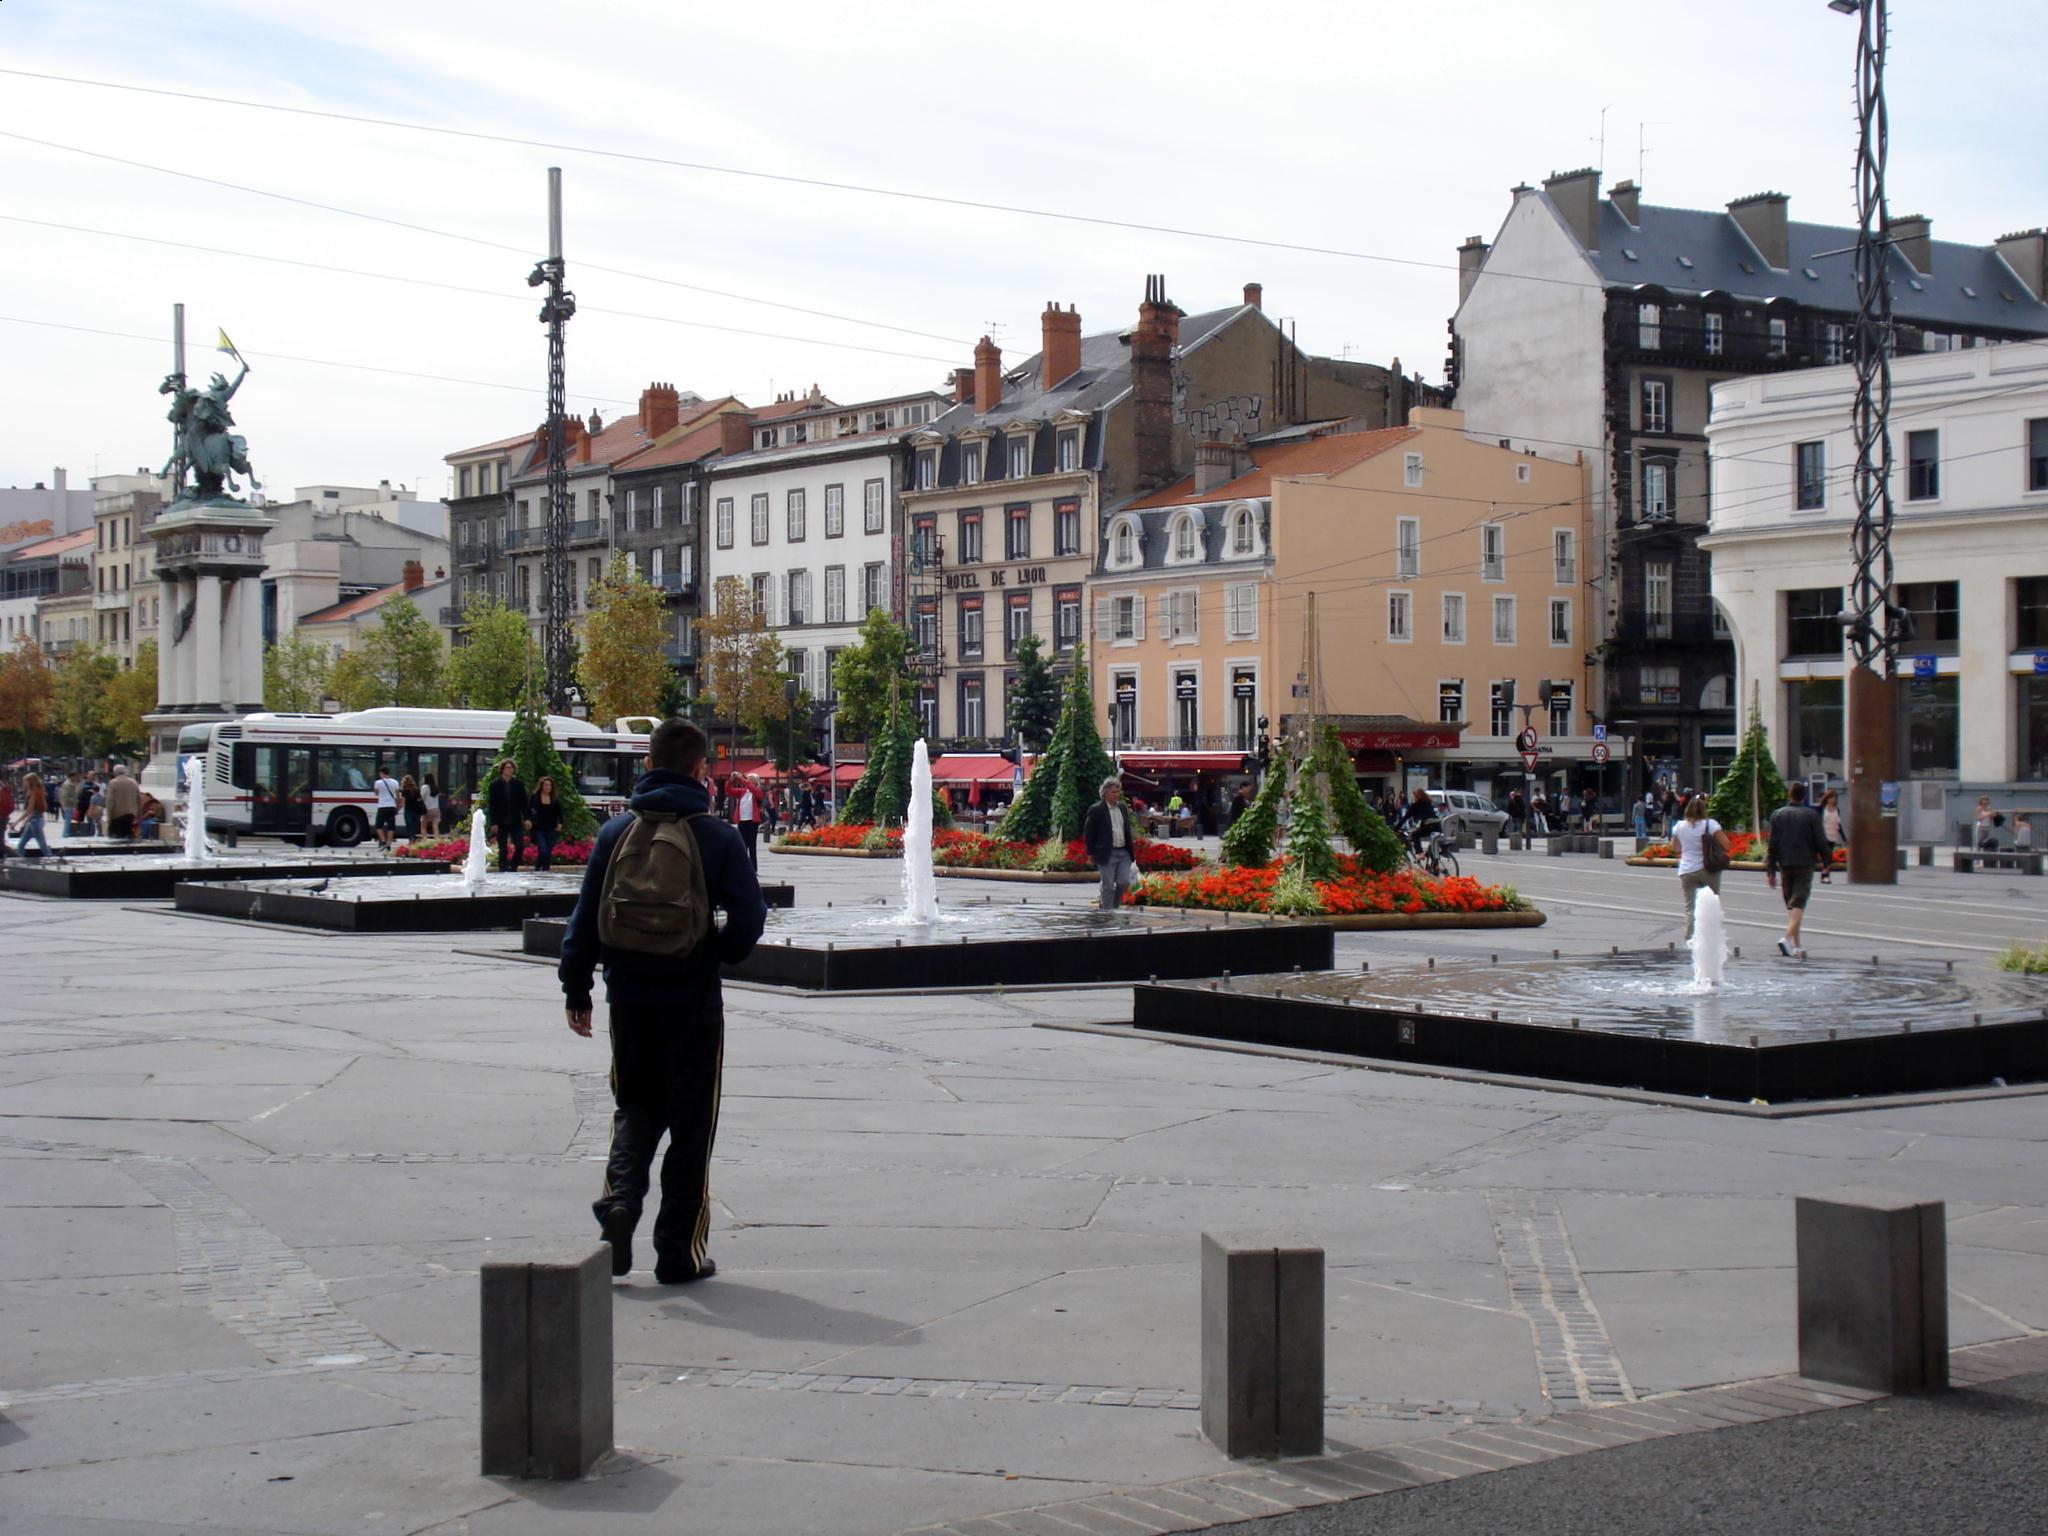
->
xmin=1008 ymin=435 xmax=1031 ymax=479
xmin=1226 ymin=503 xmax=1262 ymax=559
xmin=1167 ymin=509 xmax=1204 ymax=564
xmin=1108 ymin=515 xmax=1141 ymax=570
xmin=915 ymin=448 xmax=936 ymax=490
xmin=1057 ymin=428 xmax=1080 ymax=472
xmin=757 ymin=429 xmax=777 ymax=450
xmin=962 ymin=442 xmax=982 ymax=486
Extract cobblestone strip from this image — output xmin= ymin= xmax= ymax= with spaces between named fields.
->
xmin=1488 ymin=1193 xmax=1634 ymax=1408
xmin=567 ymin=1071 xmax=613 ymax=1161
xmin=122 ymin=1158 xmax=396 ymax=1367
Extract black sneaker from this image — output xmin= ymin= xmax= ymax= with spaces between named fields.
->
xmin=654 ymin=1257 xmax=716 ymax=1285
xmin=599 ymin=1208 xmax=634 ymax=1277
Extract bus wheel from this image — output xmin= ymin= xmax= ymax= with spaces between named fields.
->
xmin=326 ymin=807 xmax=367 ymax=848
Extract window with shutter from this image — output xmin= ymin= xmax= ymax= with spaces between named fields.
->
xmin=1094 ymin=596 xmax=1114 ymax=644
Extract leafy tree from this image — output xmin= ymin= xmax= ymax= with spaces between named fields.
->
xmin=998 ymin=640 xmax=1116 ymax=843
xmin=498 ymin=693 xmax=596 ymax=839
xmin=0 ymin=633 xmax=55 ymax=750
xmin=697 ymin=576 xmax=787 ymax=753
xmin=830 ymin=607 xmax=914 ymax=741
xmin=98 ymin=641 xmax=159 ymax=756
xmin=1220 ymin=746 xmax=1289 ymax=866
xmin=1707 ymin=684 xmax=1788 ymax=833
xmin=264 ymin=634 xmax=331 ymax=712
xmin=751 ymin=680 xmax=815 ymax=772
xmin=447 ymin=595 xmax=532 ymax=711
xmin=50 ymin=645 xmax=118 ymax=755
xmin=1005 ymin=633 xmax=1061 ymax=751
xmin=327 ymin=648 xmax=385 ymax=712
xmin=1314 ymin=722 xmax=1403 ymax=872
xmin=657 ymin=671 xmax=693 ymax=720
xmin=578 ymin=553 xmax=670 ymax=724
xmin=357 ymin=597 xmax=447 ymax=707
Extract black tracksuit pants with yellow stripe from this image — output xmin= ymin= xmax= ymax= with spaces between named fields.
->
xmin=592 ymin=1000 xmax=723 ymax=1277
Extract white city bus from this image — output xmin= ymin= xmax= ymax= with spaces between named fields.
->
xmin=171 ymin=707 xmax=651 ymax=846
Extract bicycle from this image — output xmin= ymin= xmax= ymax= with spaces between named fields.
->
xmin=1403 ymin=827 xmax=1460 ymax=880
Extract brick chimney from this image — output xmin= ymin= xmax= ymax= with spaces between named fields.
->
xmin=951 ymin=367 xmax=976 ymax=405
xmin=1193 ymin=437 xmax=1233 ymax=494
xmin=1997 ymin=227 xmax=2048 ymax=301
xmin=1130 ymin=274 xmax=1184 ymax=491
xmin=1890 ymin=214 xmax=1932 ymax=275
xmin=560 ymin=415 xmax=591 ymax=464
xmin=1243 ymin=282 xmax=1263 ymax=311
xmin=640 ymin=382 xmax=681 ymax=438
xmin=1040 ymin=303 xmax=1082 ymax=392
xmin=719 ymin=409 xmax=757 ymax=458
xmin=1542 ymin=167 xmax=1602 ymax=250
xmin=1729 ymin=191 xmax=1790 ymax=270
xmin=974 ymin=335 xmax=1003 ymax=415
xmin=1609 ymin=178 xmax=1641 ymax=225
xmin=1457 ymin=236 xmax=1491 ymax=305
xmin=401 ymin=559 xmax=424 ymax=592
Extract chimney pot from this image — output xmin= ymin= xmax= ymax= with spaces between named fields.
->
xmin=1890 ymin=213 xmax=1932 ymax=275
xmin=974 ymin=335 xmax=1003 ymax=415
xmin=1609 ymin=178 xmax=1640 ymax=225
xmin=1728 ymin=191 xmax=1791 ymax=269
xmin=1243 ymin=282 xmax=1263 ymax=310
xmin=1131 ymin=276 xmax=1184 ymax=490
xmin=1039 ymin=302 xmax=1083 ymax=392
xmin=1193 ymin=437 xmax=1234 ymax=494
xmin=1457 ymin=236 xmax=1492 ymax=306
xmin=401 ymin=559 xmax=424 ymax=592
xmin=951 ymin=367 xmax=976 ymax=405
xmin=719 ymin=409 xmax=757 ymax=459
xmin=1996 ymin=226 xmax=2048 ymax=302
xmin=1542 ymin=167 xmax=1602 ymax=250
xmin=640 ymin=382 xmax=681 ymax=438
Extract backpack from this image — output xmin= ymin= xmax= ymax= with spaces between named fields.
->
xmin=597 ymin=810 xmax=713 ymax=958
xmin=1704 ymin=822 xmax=1731 ymax=872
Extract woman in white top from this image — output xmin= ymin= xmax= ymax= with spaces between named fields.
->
xmin=1672 ymin=794 xmax=1723 ymax=939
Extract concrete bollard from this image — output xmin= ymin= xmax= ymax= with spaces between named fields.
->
xmin=1795 ymin=1190 xmax=1947 ymax=1394
xmin=1918 ymin=844 xmax=1934 ymax=867
xmin=1547 ymin=837 xmax=1567 ymax=856
xmin=1508 ymin=832 xmax=1524 ymax=851
xmin=1481 ymin=832 xmax=1499 ymax=856
xmin=1897 ymin=848 xmax=1908 ymax=871
xmin=1200 ymin=1232 xmax=1323 ymax=1458
xmin=1599 ymin=838 xmax=1616 ymax=859
xmin=481 ymin=1246 xmax=614 ymax=1478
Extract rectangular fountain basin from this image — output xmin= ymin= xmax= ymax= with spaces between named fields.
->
xmin=1132 ymin=954 xmax=2048 ymax=1103
xmin=2 ymin=853 xmax=452 ymax=901
xmin=175 ymin=873 xmax=585 ymax=932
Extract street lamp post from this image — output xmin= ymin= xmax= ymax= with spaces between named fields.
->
xmin=1832 ymin=0 xmax=1901 ymax=884
xmin=783 ymin=676 xmax=798 ymax=810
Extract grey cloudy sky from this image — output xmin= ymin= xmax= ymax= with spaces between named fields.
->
xmin=5 ymin=0 xmax=2043 ymax=496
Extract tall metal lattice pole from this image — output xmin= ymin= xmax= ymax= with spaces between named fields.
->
xmin=529 ymin=167 xmax=577 ymax=713
xmin=1839 ymin=0 xmax=1899 ymax=883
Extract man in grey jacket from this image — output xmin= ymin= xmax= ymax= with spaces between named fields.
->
xmin=1082 ymin=777 xmax=1136 ymax=911
xmin=1765 ymin=781 xmax=1829 ymax=959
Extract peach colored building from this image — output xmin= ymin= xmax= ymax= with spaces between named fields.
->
xmin=1094 ymin=408 xmax=1598 ymax=805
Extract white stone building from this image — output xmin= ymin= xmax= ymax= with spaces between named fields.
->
xmin=1704 ymin=338 xmax=2048 ymax=842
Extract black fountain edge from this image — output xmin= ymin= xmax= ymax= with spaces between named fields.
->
xmin=732 ymin=913 xmax=1333 ymax=992
xmin=175 ymin=879 xmax=582 ymax=933
xmin=518 ymin=884 xmax=799 ymax=957
xmin=1 ymin=858 xmax=454 ymax=901
xmin=1128 ymin=977 xmax=2048 ymax=1105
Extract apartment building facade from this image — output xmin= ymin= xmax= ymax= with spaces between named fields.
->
xmin=1451 ymin=171 xmax=2048 ymax=790
xmin=1705 ymin=338 xmax=2048 ymax=843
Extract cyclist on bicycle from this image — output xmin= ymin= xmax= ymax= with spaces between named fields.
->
xmin=1399 ymin=787 xmax=1442 ymax=858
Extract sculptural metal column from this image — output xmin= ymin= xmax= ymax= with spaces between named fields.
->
xmin=529 ymin=167 xmax=577 ymax=713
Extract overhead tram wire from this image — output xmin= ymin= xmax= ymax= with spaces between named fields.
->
xmin=0 ymin=214 xmax=963 ymax=366
xmin=0 ymin=67 xmax=1632 ymax=296
xmin=0 ymin=128 xmax=970 ymax=348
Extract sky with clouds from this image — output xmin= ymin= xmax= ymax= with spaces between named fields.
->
xmin=4 ymin=0 xmax=2043 ymax=498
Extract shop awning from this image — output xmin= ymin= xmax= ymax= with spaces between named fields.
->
xmin=929 ymin=753 xmax=1019 ymax=785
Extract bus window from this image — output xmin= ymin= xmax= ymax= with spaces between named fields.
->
xmin=568 ymin=750 xmax=621 ymax=799
xmin=315 ymin=748 xmax=379 ymax=793
xmin=232 ymin=743 xmax=260 ymax=790
xmin=440 ymin=751 xmax=480 ymax=824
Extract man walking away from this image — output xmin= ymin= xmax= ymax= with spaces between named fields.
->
xmin=560 ymin=720 xmax=766 ymax=1284
xmin=728 ymin=775 xmax=760 ymax=868
xmin=103 ymin=764 xmax=141 ymax=841
xmin=486 ymin=759 xmax=528 ymax=872
xmin=1766 ymin=781 xmax=1829 ymax=959
xmin=1084 ymin=776 xmax=1137 ymax=911
xmin=371 ymin=763 xmax=401 ymax=849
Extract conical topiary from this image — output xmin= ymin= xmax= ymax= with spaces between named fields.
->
xmin=999 ymin=641 xmax=1114 ymax=844
xmin=1315 ymin=722 xmax=1403 ymax=872
xmin=1284 ymin=765 xmax=1343 ymax=882
xmin=840 ymin=678 xmax=905 ymax=823
xmin=1707 ymin=683 xmax=1788 ymax=833
xmin=1221 ymin=748 xmax=1289 ymax=867
xmin=499 ymin=693 xmax=596 ymax=838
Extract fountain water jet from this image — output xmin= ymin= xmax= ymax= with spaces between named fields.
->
xmin=181 ymin=755 xmax=213 ymax=862
xmin=461 ymin=808 xmax=490 ymax=892
xmin=898 ymin=738 xmax=939 ymax=926
xmin=1686 ymin=886 xmax=1728 ymax=992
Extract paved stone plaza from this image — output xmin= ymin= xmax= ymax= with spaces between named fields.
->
xmin=2 ymin=845 xmax=2046 ymax=1534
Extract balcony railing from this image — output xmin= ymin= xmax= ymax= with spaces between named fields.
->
xmin=503 ymin=526 xmax=545 ymax=552
xmin=438 ymin=605 xmax=463 ymax=626
xmin=659 ymin=641 xmax=697 ymax=665
xmin=457 ymin=541 xmax=494 ymax=568
xmin=653 ymin=572 xmax=697 ymax=598
xmin=567 ymin=518 xmax=608 ymax=546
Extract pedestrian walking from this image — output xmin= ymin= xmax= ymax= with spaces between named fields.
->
xmin=528 ymin=775 xmax=563 ymax=871
xmin=102 ymin=765 xmax=140 ymax=840
xmin=1529 ymin=789 xmax=1550 ymax=836
xmin=727 ymin=775 xmax=760 ymax=868
xmin=1228 ymin=785 xmax=1251 ymax=828
xmin=0 ymin=775 xmax=12 ymax=863
xmin=1819 ymin=788 xmax=1844 ymax=883
xmin=486 ymin=758 xmax=528 ymax=872
xmin=80 ymin=776 xmax=104 ymax=837
xmin=559 ymin=719 xmax=767 ymax=1284
xmin=1766 ymin=781 xmax=1829 ymax=959
xmin=371 ymin=763 xmax=402 ymax=849
xmin=797 ymin=785 xmax=818 ymax=830
xmin=400 ymin=774 xmax=424 ymax=843
xmin=58 ymin=772 xmax=80 ymax=839
xmin=1084 ymin=776 xmax=1138 ymax=910
xmin=420 ymin=774 xmax=442 ymax=837
xmin=1672 ymin=795 xmax=1728 ymax=939
xmin=15 ymin=772 xmax=50 ymax=858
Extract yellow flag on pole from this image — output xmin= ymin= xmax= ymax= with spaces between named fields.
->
xmin=216 ymin=328 xmax=242 ymax=361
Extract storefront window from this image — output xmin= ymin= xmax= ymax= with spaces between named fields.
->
xmin=1895 ymin=581 xmax=1959 ymax=654
xmin=1785 ymin=679 xmax=1843 ymax=783
xmin=1784 ymin=588 xmax=1842 ymax=658
xmin=2020 ymin=677 xmax=2048 ymax=782
xmin=1899 ymin=676 xmax=1959 ymax=776
xmin=2017 ymin=577 xmax=2048 ymax=649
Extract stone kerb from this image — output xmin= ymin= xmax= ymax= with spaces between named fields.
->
xmin=1795 ymin=1189 xmax=1948 ymax=1395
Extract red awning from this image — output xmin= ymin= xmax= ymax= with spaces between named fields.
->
xmin=929 ymin=753 xmax=1017 ymax=785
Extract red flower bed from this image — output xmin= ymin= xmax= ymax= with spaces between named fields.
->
xmin=779 ymin=823 xmax=883 ymax=850
xmin=1131 ymin=858 xmax=1525 ymax=917
xmin=1641 ymin=832 xmax=1846 ymax=866
xmin=782 ymin=824 xmax=1198 ymax=873
xmin=393 ymin=835 xmax=594 ymax=867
